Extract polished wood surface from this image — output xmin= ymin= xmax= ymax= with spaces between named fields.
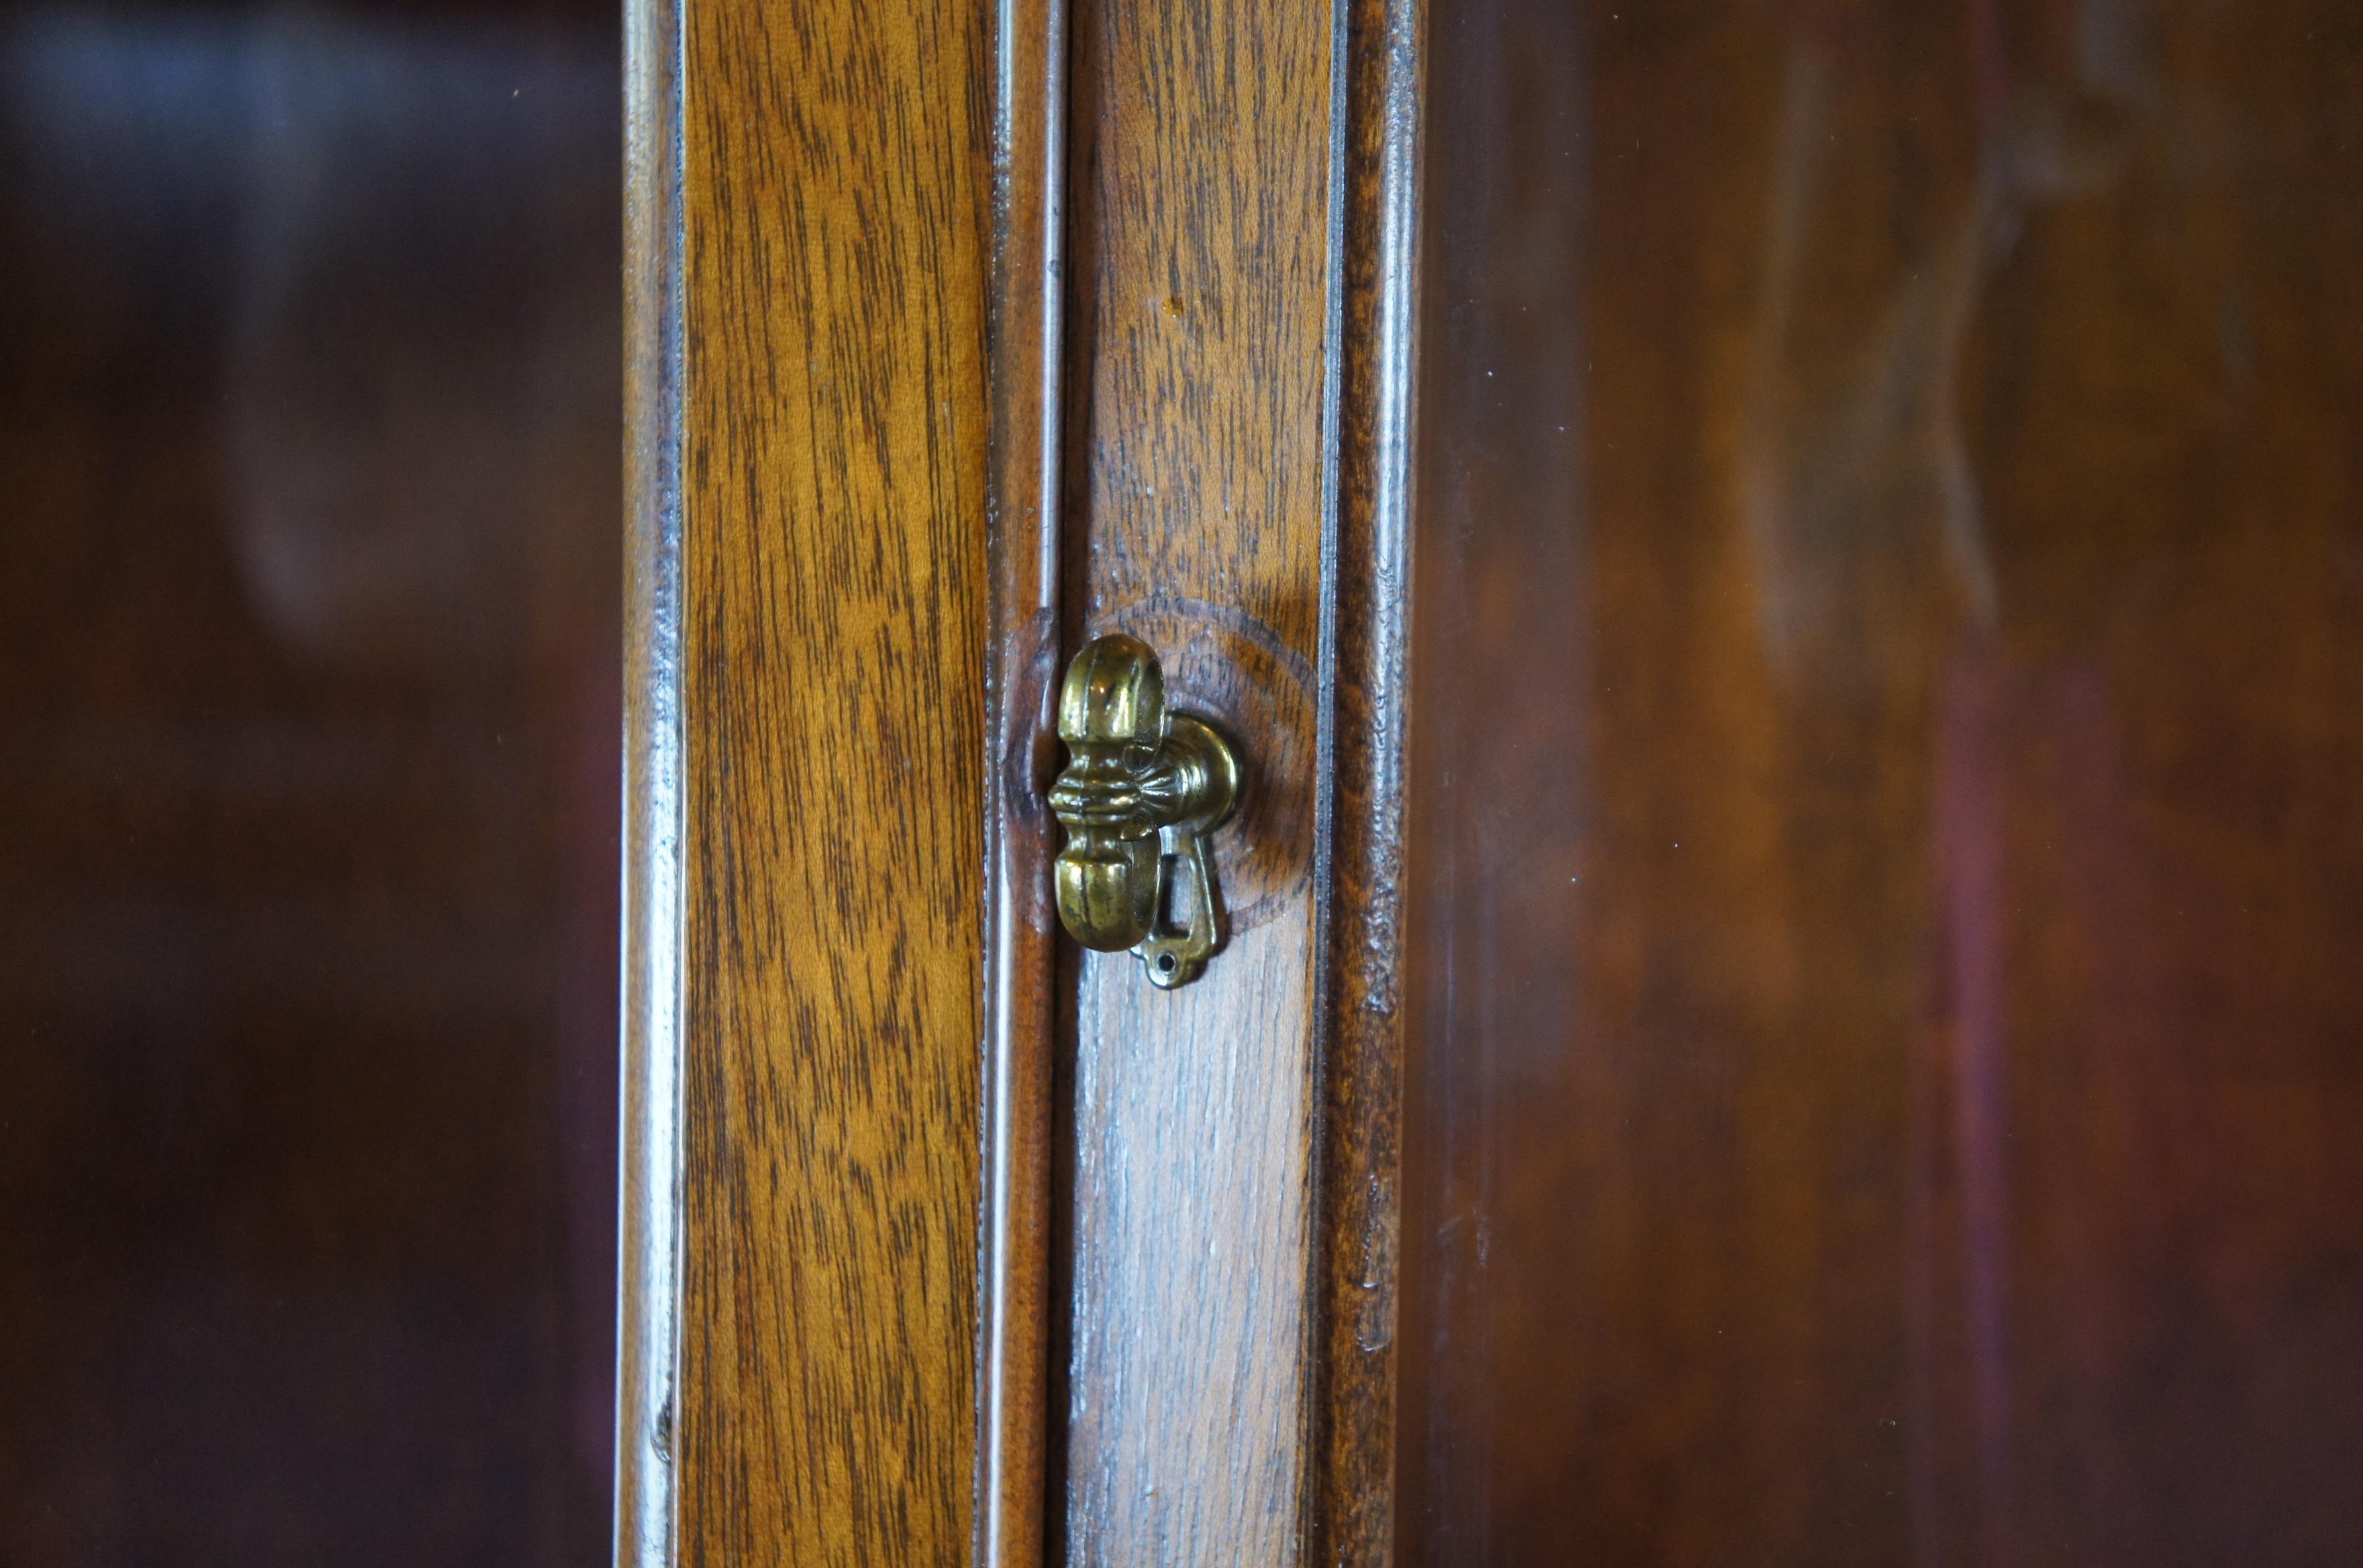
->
xmin=1056 ymin=0 xmax=1338 ymax=1557
xmin=661 ymin=0 xmax=990 ymax=1561
xmin=0 ymin=7 xmax=619 ymax=1560
xmin=1311 ymin=0 xmax=1429 ymax=1561
xmin=618 ymin=0 xmax=686 ymax=1555
xmin=1398 ymin=2 xmax=2363 ymax=1563
xmin=976 ymin=1 xmax=1070 ymax=1562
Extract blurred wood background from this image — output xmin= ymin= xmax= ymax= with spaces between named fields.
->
xmin=1399 ymin=2 xmax=2363 ymax=1563
xmin=0 ymin=5 xmax=621 ymax=1561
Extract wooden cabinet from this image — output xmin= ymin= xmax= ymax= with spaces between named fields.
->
xmin=623 ymin=1 xmax=2363 ymax=1563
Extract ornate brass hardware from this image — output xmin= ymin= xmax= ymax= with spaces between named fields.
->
xmin=1048 ymin=634 xmax=1240 ymax=989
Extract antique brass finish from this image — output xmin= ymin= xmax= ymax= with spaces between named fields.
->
xmin=1048 ymin=634 xmax=1240 ymax=989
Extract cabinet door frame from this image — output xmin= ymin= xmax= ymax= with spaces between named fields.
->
xmin=621 ymin=1 xmax=1430 ymax=1561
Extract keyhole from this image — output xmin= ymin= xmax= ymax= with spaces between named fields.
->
xmin=1157 ymin=954 xmax=1177 ymax=974
xmin=1156 ymin=849 xmax=1199 ymax=933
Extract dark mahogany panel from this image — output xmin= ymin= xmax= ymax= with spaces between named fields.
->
xmin=0 ymin=5 xmax=619 ymax=1561
xmin=1398 ymin=3 xmax=2363 ymax=1564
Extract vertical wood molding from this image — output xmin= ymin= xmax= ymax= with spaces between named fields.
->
xmin=976 ymin=0 xmax=1071 ymax=1564
xmin=1315 ymin=1 xmax=1429 ymax=1560
xmin=619 ymin=0 xmax=687 ymax=1556
xmin=644 ymin=0 xmax=994 ymax=1561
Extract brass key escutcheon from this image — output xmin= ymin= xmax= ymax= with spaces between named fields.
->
xmin=1047 ymin=634 xmax=1240 ymax=989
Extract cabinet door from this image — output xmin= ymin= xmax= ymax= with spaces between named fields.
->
xmin=1393 ymin=4 xmax=2363 ymax=1566
xmin=625 ymin=2 xmax=2363 ymax=1565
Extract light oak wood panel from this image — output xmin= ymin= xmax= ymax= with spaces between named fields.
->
xmin=665 ymin=0 xmax=991 ymax=1561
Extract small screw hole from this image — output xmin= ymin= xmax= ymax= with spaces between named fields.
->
xmin=1157 ymin=954 xmax=1177 ymax=973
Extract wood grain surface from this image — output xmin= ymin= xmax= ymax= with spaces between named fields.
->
xmin=669 ymin=0 xmax=991 ymax=1562
xmin=1057 ymin=0 xmax=1343 ymax=1560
